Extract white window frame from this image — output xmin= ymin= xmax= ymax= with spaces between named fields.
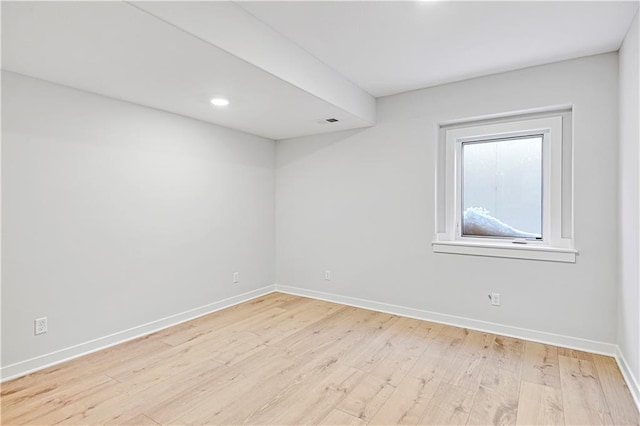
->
xmin=433 ymin=114 xmax=577 ymax=263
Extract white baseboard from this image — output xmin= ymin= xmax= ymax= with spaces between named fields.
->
xmin=0 ymin=285 xmax=277 ymax=382
xmin=277 ymin=283 xmax=640 ymax=410
xmin=5 ymin=282 xmax=637 ymax=413
xmin=274 ymin=284 xmax=618 ymax=357
xmin=615 ymin=346 xmax=640 ymax=412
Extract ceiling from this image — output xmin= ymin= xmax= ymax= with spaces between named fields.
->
xmin=2 ymin=1 xmax=637 ymax=140
xmin=240 ymin=1 xmax=639 ymax=97
xmin=1 ymin=1 xmax=374 ymax=140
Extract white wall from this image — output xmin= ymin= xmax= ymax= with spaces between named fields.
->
xmin=1 ymin=71 xmax=275 ymax=368
xmin=276 ymin=53 xmax=619 ymax=345
xmin=618 ymin=11 xmax=640 ymax=388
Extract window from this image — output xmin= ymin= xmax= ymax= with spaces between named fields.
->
xmin=461 ymin=135 xmax=543 ymax=239
xmin=433 ymin=110 xmax=576 ymax=262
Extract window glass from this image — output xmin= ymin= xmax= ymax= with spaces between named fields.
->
xmin=461 ymin=136 xmax=542 ymax=239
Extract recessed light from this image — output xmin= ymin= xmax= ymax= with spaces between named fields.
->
xmin=210 ymin=98 xmax=230 ymax=107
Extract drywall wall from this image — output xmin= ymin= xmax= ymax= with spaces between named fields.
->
xmin=618 ymin=11 xmax=640 ymax=389
xmin=276 ymin=53 xmax=619 ymax=345
xmin=1 ymin=71 xmax=275 ymax=368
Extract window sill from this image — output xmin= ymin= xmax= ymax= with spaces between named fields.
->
xmin=432 ymin=241 xmax=577 ymax=263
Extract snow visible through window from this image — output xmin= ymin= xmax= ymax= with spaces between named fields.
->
xmin=461 ymin=136 xmax=542 ymax=239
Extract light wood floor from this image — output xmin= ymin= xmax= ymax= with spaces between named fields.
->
xmin=2 ymin=293 xmax=638 ymax=425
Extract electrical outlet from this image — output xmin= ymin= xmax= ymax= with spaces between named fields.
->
xmin=34 ymin=317 xmax=48 ymax=335
xmin=489 ymin=293 xmax=501 ymax=306
xmin=324 ymin=270 xmax=331 ymax=281
xmin=233 ymin=272 xmax=239 ymax=283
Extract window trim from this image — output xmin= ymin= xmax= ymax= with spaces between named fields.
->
xmin=432 ymin=240 xmax=577 ymax=263
xmin=434 ymin=113 xmax=576 ymax=263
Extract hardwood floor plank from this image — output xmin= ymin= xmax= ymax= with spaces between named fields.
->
xmin=162 ymin=315 xmax=375 ymax=425
xmin=156 ymin=293 xmax=308 ymax=349
xmin=440 ymin=325 xmax=471 ymax=339
xmin=52 ymin=358 xmax=225 ymax=425
xmin=104 ymin=340 xmax=215 ymax=381
xmin=144 ymin=347 xmax=293 ymax=424
xmin=249 ymin=299 xmax=344 ymax=346
xmin=1 ymin=339 xmax=171 ymax=405
xmin=188 ymin=355 xmax=358 ymax=424
xmin=558 ymin=355 xmax=613 ymax=425
xmin=592 ymin=354 xmax=640 ymax=426
xmin=467 ymin=336 xmax=525 ymax=425
xmin=21 ymin=379 xmax=127 ymax=425
xmin=320 ymin=409 xmax=366 ymax=425
xmin=368 ymin=375 xmax=440 ymax=425
xmin=521 ymin=341 xmax=561 ymax=389
xmin=440 ymin=330 xmax=495 ymax=390
xmin=557 ymin=347 xmax=594 ymax=361
xmin=159 ymin=306 xmax=288 ymax=347
xmin=367 ymin=318 xmax=441 ymax=387
xmin=273 ymin=305 xmax=393 ymax=359
xmin=343 ymin=317 xmax=425 ymax=375
xmin=411 ymin=320 xmax=446 ymax=342
xmin=155 ymin=293 xmax=297 ymax=347
xmin=419 ymin=382 xmax=476 ymax=425
xmin=368 ymin=331 xmax=465 ymax=425
xmin=106 ymin=413 xmax=160 ymax=425
xmin=493 ymin=336 xmax=526 ymax=371
xmin=369 ymin=346 xmax=424 ymax=388
xmin=243 ymin=364 xmax=365 ymax=425
xmin=110 ymin=355 xmax=227 ymax=409
xmin=313 ymin=312 xmax=401 ymax=368
xmin=1 ymin=374 xmax=120 ymax=425
xmin=336 ymin=374 xmax=396 ymax=422
xmin=409 ymin=333 xmax=464 ymax=382
xmin=343 ymin=316 xmax=413 ymax=370
xmin=515 ymin=381 xmax=564 ymax=426
xmin=106 ymin=347 xmax=224 ymax=397
xmin=2 ymin=293 xmax=637 ymax=426
xmin=206 ymin=331 xmax=269 ymax=365
xmin=270 ymin=305 xmax=356 ymax=352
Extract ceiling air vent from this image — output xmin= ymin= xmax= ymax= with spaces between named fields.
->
xmin=315 ymin=118 xmax=340 ymax=125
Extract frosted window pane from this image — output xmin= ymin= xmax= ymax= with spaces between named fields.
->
xmin=462 ymin=136 xmax=542 ymax=239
